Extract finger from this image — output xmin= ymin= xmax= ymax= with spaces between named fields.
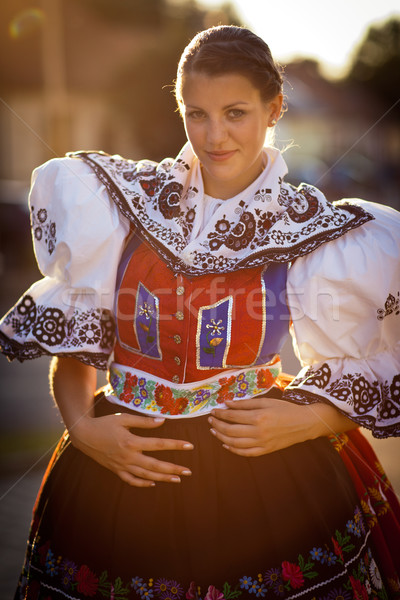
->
xmin=118 ymin=470 xmax=156 ymax=488
xmin=208 ymin=415 xmax=254 ymax=438
xmin=138 ymin=454 xmax=192 ymax=478
xmin=226 ymin=397 xmax=278 ymax=410
xmin=222 ymin=444 xmax=266 ymax=457
xmin=209 ymin=427 xmax=256 ymax=449
xmin=210 ymin=408 xmax=259 ymax=425
xmin=135 ymin=435 xmax=194 ymax=453
xmin=114 ymin=412 xmax=167 ymax=429
xmin=128 ymin=463 xmax=190 ymax=484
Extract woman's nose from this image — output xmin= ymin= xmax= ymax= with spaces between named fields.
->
xmin=206 ymin=119 xmax=228 ymax=145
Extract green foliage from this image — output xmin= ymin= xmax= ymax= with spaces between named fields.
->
xmin=347 ymin=17 xmax=400 ymax=108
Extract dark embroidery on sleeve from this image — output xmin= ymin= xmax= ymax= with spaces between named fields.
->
xmin=284 ymin=365 xmax=400 ymax=438
xmin=377 ymin=292 xmax=399 ymax=320
xmin=1 ymin=295 xmax=115 ymax=369
xmin=31 ymin=206 xmax=57 ymax=255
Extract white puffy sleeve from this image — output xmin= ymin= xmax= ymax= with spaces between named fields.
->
xmin=283 ymin=200 xmax=400 ymax=438
xmin=0 ymin=156 xmax=130 ymax=369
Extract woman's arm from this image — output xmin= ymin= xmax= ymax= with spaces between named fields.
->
xmin=50 ymin=357 xmax=193 ymax=486
xmin=208 ymin=396 xmax=358 ymax=456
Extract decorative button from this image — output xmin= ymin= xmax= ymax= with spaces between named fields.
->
xmin=174 ymin=334 xmax=182 ymax=344
xmin=175 ymin=311 xmax=184 ymax=320
xmin=172 ymin=375 xmax=180 ymax=383
xmin=174 ymin=356 xmax=181 ymax=365
xmin=176 ymin=286 xmax=185 ymax=296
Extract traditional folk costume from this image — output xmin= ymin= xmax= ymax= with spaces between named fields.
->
xmin=1 ymin=143 xmax=399 ymax=599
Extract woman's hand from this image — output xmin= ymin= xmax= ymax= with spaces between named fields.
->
xmin=208 ymin=396 xmax=357 ymax=456
xmin=69 ymin=412 xmax=193 ymax=488
xmin=49 ymin=357 xmax=193 ymax=488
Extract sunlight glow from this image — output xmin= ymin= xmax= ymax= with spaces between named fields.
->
xmin=200 ymin=0 xmax=400 ymax=78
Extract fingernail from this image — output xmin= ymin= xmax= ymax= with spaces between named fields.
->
xmin=210 ymin=428 xmax=217 ymax=436
xmin=171 ymin=476 xmax=181 ymax=483
xmin=183 ymin=443 xmax=194 ymax=450
xmin=222 ymin=444 xmax=230 ymax=450
xmin=208 ymin=416 xmax=213 ymax=424
xmin=182 ymin=470 xmax=192 ymax=476
xmin=153 ymin=417 xmax=165 ymax=423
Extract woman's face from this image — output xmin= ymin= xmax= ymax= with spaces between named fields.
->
xmin=180 ymin=72 xmax=281 ymax=199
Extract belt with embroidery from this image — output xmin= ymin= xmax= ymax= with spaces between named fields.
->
xmin=104 ymin=358 xmax=281 ymax=418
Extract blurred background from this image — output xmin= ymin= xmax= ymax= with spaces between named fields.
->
xmin=0 ymin=0 xmax=399 ymax=595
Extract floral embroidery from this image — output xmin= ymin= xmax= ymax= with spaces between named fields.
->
xmin=22 ymin=507 xmax=388 ymax=599
xmin=0 ymin=295 xmax=115 ymax=369
xmin=284 ymin=364 xmax=400 ymax=437
xmin=107 ymin=362 xmax=280 ymax=416
xmin=31 ymin=205 xmax=57 ymax=255
xmin=376 ymin=291 xmax=399 ymax=320
xmin=70 ymin=149 xmax=373 ymax=277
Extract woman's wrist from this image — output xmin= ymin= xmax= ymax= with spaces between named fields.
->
xmin=307 ymin=402 xmax=357 ymax=438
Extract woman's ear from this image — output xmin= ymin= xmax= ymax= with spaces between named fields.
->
xmin=267 ymin=93 xmax=283 ymax=126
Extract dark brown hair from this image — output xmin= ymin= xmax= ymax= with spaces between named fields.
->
xmin=175 ymin=25 xmax=283 ymax=106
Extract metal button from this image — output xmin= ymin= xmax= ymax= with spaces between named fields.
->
xmin=172 ymin=374 xmax=180 ymax=383
xmin=176 ymin=286 xmax=185 ymax=296
xmin=174 ymin=356 xmax=181 ymax=365
xmin=174 ymin=334 xmax=182 ymax=344
xmin=175 ymin=310 xmax=184 ymax=320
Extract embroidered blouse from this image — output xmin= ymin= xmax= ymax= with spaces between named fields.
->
xmin=0 ymin=148 xmax=398 ymax=437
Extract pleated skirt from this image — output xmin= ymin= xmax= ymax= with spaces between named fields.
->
xmin=15 ymin=391 xmax=400 ymax=600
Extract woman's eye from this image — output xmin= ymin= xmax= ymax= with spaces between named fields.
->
xmin=228 ymin=109 xmax=245 ymax=119
xmin=187 ymin=111 xmax=204 ymax=120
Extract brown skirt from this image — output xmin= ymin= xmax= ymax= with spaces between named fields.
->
xmin=15 ymin=391 xmax=400 ymax=600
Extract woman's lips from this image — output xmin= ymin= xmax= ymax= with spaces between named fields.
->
xmin=206 ymin=150 xmax=237 ymax=162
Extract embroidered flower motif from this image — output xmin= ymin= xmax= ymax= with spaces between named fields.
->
xmin=139 ymin=302 xmax=154 ymax=320
xmin=309 ymin=547 xmax=323 ymax=561
xmin=37 ymin=208 xmax=48 ymax=222
xmin=75 ymin=565 xmax=99 ymax=596
xmin=352 ymin=377 xmax=380 ymax=414
xmin=377 ymin=291 xmax=400 ymax=320
xmin=225 ymin=211 xmax=256 ymax=251
xmin=185 ymin=582 xmax=198 ymax=600
xmin=206 ymin=319 xmax=225 ymax=336
xmin=158 ymin=182 xmax=182 ymax=219
xmin=45 ymin=549 xmax=58 ymax=577
xmin=256 ymin=368 xmax=274 ymax=390
xmin=132 ymin=577 xmax=144 ymax=589
xmin=239 ymin=576 xmax=253 ymax=589
xmin=216 ymin=376 xmax=236 ymax=404
xmin=77 ymin=322 xmax=101 ymax=345
xmin=236 ymin=375 xmax=249 ymax=398
xmin=331 ymin=537 xmax=343 ymax=561
xmin=33 ymin=308 xmax=66 ymax=346
xmin=215 ymin=218 xmax=230 ymax=234
xmin=126 ymin=373 xmax=138 ymax=388
xmin=204 ymin=585 xmax=224 ymax=600
xmin=255 ymin=583 xmax=266 ymax=598
xmin=349 ymin=575 xmax=369 ymax=600
xmin=281 ymin=561 xmax=304 ymax=589
xmin=264 ymin=568 xmax=281 ymax=586
xmin=60 ymin=559 xmax=78 ymax=588
xmin=369 ymin=559 xmax=383 ymax=589
xmin=155 ymin=384 xmax=173 ymax=406
xmin=193 ymin=389 xmax=211 ymax=406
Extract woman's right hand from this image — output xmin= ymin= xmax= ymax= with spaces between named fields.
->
xmin=69 ymin=412 xmax=194 ymax=487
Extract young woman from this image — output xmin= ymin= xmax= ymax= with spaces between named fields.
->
xmin=1 ymin=25 xmax=399 ymax=600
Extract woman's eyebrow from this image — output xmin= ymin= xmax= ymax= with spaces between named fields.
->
xmin=185 ymin=101 xmax=250 ymax=110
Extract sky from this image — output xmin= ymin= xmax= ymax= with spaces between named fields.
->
xmin=199 ymin=0 xmax=400 ymax=78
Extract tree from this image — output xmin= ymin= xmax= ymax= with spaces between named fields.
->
xmin=347 ymin=17 xmax=400 ymax=112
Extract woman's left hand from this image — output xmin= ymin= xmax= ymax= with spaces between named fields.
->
xmin=208 ymin=396 xmax=356 ymax=456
